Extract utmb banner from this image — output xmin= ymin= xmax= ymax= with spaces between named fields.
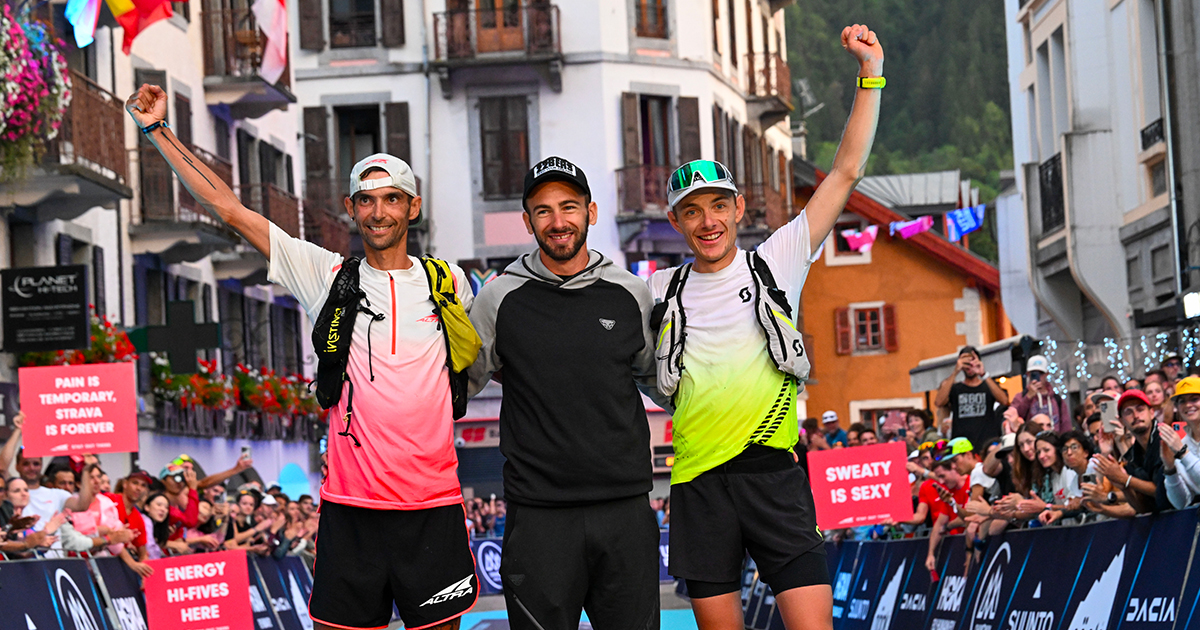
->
xmin=825 ymin=507 xmax=1199 ymax=630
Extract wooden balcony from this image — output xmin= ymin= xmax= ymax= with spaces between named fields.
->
xmin=200 ymin=8 xmax=296 ymax=119
xmin=745 ymin=53 xmax=793 ymax=128
xmin=742 ymin=182 xmax=784 ymax=231
xmin=133 ymin=145 xmax=239 ymax=260
xmin=1 ymin=71 xmax=132 ymax=217
xmin=242 ymin=183 xmax=301 ymax=238
xmin=304 ymin=204 xmax=352 ymax=257
xmin=431 ymin=4 xmax=562 ymax=97
xmin=179 ymin=147 xmax=234 ymax=213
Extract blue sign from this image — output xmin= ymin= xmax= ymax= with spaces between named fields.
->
xmin=658 ymin=530 xmax=671 ymax=582
xmin=472 ymin=539 xmax=505 ymax=596
xmin=0 ymin=558 xmax=111 ymax=630
xmin=251 ymin=555 xmax=315 ymax=630
xmin=91 ymin=557 xmax=147 ymax=630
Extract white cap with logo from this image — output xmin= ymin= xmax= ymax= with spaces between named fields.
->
xmin=349 ymin=153 xmax=418 ymax=198
xmin=1025 ymin=355 xmax=1050 ymax=373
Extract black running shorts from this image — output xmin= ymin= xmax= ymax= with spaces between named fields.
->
xmin=309 ymin=501 xmax=477 ymax=629
xmin=500 ymin=495 xmax=661 ymax=630
xmin=669 ymin=445 xmax=829 ymax=597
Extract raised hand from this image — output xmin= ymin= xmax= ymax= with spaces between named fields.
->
xmin=841 ymin=24 xmax=884 ymax=75
xmin=12 ymin=411 xmax=24 ymax=431
xmin=124 ymin=83 xmax=168 ymax=130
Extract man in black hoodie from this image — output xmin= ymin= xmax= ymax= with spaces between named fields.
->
xmin=468 ymin=156 xmax=661 ymax=630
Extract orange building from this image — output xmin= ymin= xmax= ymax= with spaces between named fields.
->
xmin=793 ymin=165 xmax=1015 ymax=431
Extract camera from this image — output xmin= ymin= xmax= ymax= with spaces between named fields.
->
xmin=168 ymin=471 xmax=185 ymax=485
xmin=454 ymin=437 xmax=466 ymax=448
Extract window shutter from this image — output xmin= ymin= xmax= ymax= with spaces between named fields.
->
xmin=303 ymin=106 xmax=330 ymax=208
xmin=883 ymin=304 xmax=898 ymax=352
xmin=621 ymin=92 xmax=641 ymax=167
xmin=712 ymin=105 xmax=724 ymax=164
xmin=174 ymin=94 xmax=193 ymax=147
xmin=385 ymin=102 xmax=411 ymax=165
xmin=677 ymin=96 xmax=701 ymax=163
xmin=381 ymin=0 xmax=405 ymax=47
xmin=835 ymin=307 xmax=851 ymax=355
xmin=56 ymin=234 xmax=73 ymax=266
xmin=299 ymin=0 xmax=325 ymax=50
xmin=136 ymin=69 xmax=173 ymax=216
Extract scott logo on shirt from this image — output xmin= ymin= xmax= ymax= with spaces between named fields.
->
xmin=327 ymin=307 xmax=345 ymax=351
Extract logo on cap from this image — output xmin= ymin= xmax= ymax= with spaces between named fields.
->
xmin=366 ymin=158 xmax=389 ymax=166
xmin=691 ymin=171 xmax=706 ymax=185
xmin=533 ymin=157 xmax=577 ymax=178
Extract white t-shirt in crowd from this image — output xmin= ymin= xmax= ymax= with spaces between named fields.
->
xmin=25 ymin=486 xmax=70 ymax=531
xmin=970 ymin=462 xmax=999 ymax=501
xmin=1047 ymin=468 xmax=1081 ymax=505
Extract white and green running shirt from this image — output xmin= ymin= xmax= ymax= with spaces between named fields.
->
xmin=648 ymin=210 xmax=817 ymax=485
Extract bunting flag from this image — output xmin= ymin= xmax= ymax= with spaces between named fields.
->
xmin=945 ymin=204 xmax=986 ymax=242
xmin=251 ymin=0 xmax=288 ymax=84
xmin=65 ymin=0 xmax=102 ymax=47
xmin=840 ymin=224 xmax=879 ymax=253
xmin=888 ymin=215 xmax=934 ymax=239
xmin=468 ymin=268 xmax=499 ymax=295
xmin=106 ymin=0 xmax=173 ymax=54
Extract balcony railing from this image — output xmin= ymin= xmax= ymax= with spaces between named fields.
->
xmin=241 ymin=183 xmax=301 ymax=238
xmin=616 ymin=164 xmax=672 ymax=214
xmin=139 ymin=146 xmax=222 ymax=226
xmin=329 ymin=11 xmax=375 ymax=48
xmin=179 ymin=147 xmax=234 ymax=213
xmin=434 ymin=4 xmax=559 ymax=62
xmin=1039 ymin=153 xmax=1065 ymax=233
xmin=304 ymin=204 xmax=351 ymax=256
xmin=46 ymin=71 xmax=128 ymax=185
xmin=742 ymin=182 xmax=783 ymax=230
xmin=746 ymin=53 xmax=792 ymax=109
xmin=201 ymin=9 xmax=290 ymax=88
xmin=1141 ymin=118 xmax=1164 ymax=151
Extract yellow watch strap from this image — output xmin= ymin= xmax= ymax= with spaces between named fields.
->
xmin=857 ymin=76 xmax=886 ymax=89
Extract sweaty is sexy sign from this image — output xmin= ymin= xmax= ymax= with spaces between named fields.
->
xmin=18 ymin=362 xmax=138 ymax=457
xmin=808 ymin=441 xmax=912 ymax=530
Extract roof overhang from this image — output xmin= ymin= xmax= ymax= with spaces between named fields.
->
xmin=909 ymin=335 xmax=1037 ymax=393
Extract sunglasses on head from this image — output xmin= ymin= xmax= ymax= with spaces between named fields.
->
xmin=667 ymin=160 xmax=734 ymax=193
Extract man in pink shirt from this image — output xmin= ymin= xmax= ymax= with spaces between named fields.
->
xmin=128 ymin=86 xmax=475 ymax=630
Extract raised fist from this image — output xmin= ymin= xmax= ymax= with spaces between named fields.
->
xmin=125 ymin=84 xmax=168 ymax=130
xmin=841 ymin=24 xmax=884 ymax=74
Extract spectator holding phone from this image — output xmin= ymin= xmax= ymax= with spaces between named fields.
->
xmin=936 ymin=346 xmax=1010 ymax=453
xmin=1010 ymin=356 xmax=1071 ymax=433
xmin=1162 ymin=376 xmax=1200 ymax=508
xmin=1093 ymin=389 xmax=1168 ymax=514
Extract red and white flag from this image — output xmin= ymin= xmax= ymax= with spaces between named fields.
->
xmin=252 ymin=0 xmax=287 ymax=84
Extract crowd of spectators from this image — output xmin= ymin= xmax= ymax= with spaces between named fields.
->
xmin=797 ymin=346 xmax=1200 ymax=573
xmin=0 ymin=413 xmax=320 ymax=577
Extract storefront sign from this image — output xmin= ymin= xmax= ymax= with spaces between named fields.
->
xmin=2 ymin=265 xmax=90 ymax=353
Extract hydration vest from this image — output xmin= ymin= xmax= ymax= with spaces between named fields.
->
xmin=649 ymin=251 xmax=810 ymax=399
xmin=312 ymin=257 xmax=481 ymax=443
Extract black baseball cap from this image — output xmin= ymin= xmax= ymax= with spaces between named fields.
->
xmin=522 ymin=156 xmax=590 ymax=211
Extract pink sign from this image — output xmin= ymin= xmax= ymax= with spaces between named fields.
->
xmin=808 ymin=441 xmax=913 ymax=530
xmin=144 ymin=550 xmax=254 ymax=630
xmin=18 ymin=362 xmax=138 ymax=457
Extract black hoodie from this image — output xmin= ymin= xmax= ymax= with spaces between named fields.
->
xmin=467 ymin=248 xmax=661 ymax=506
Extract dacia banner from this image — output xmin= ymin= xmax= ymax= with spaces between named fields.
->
xmin=250 ymin=555 xmax=315 ymax=630
xmin=820 ymin=507 xmax=1200 ymax=630
xmin=472 ymin=538 xmax=505 ymax=596
xmin=0 ymin=557 xmax=111 ymax=630
xmin=92 ymin=557 xmax=149 ymax=630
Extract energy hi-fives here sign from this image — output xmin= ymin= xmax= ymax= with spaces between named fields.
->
xmin=18 ymin=362 xmax=138 ymax=457
xmin=145 ymin=550 xmax=254 ymax=630
xmin=808 ymin=441 xmax=913 ymax=530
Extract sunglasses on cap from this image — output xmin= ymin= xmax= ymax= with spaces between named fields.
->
xmin=668 ymin=160 xmax=734 ymax=194
xmin=919 ymin=440 xmax=948 ymax=452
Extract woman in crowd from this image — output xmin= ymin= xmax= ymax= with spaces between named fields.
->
xmin=269 ymin=498 xmax=312 ymax=559
xmin=223 ymin=490 xmax=272 ymax=553
xmin=906 ymin=410 xmax=941 ymax=452
xmin=142 ymin=492 xmax=182 ymax=557
xmin=1009 ymin=421 xmax=1041 ymax=496
xmin=182 ymin=498 xmax=225 ymax=552
xmin=0 ymin=477 xmax=59 ymax=556
xmin=1024 ymin=432 xmax=1082 ymax=524
xmin=1144 ymin=379 xmax=1174 ymax=425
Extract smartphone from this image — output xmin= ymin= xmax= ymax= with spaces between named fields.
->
xmin=1082 ymin=473 xmax=1097 ymax=485
xmin=241 ymin=445 xmax=251 ymax=460
xmin=898 ymin=428 xmax=907 ymax=438
xmin=1099 ymin=400 xmax=1121 ymax=433
xmin=1174 ymin=422 xmax=1188 ymax=439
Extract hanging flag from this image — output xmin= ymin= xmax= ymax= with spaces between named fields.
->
xmin=105 ymin=0 xmax=173 ymax=54
xmin=945 ymin=204 xmax=986 ymax=242
xmin=252 ymin=0 xmax=288 ymax=84
xmin=468 ymin=268 xmax=498 ymax=295
xmin=888 ymin=215 xmax=934 ymax=239
xmin=65 ymin=0 xmax=102 ymax=47
xmin=632 ymin=260 xmax=657 ymax=281
xmin=840 ymin=224 xmax=879 ymax=253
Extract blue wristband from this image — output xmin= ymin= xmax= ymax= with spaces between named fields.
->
xmin=141 ymin=120 xmax=169 ymax=134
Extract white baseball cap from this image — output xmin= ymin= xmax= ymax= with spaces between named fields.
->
xmin=349 ymin=153 xmax=418 ymax=198
xmin=822 ymin=410 xmax=838 ymax=423
xmin=1026 ymin=355 xmax=1050 ymax=373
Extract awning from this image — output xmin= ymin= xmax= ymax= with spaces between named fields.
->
xmin=908 ymin=335 xmax=1038 ymax=393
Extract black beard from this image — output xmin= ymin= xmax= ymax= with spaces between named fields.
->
xmin=535 ymin=224 xmax=588 ymax=262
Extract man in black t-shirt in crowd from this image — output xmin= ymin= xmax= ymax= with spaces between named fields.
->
xmin=935 ymin=346 xmax=1010 ymax=453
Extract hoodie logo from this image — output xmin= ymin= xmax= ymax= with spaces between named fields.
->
xmin=599 ymin=318 xmax=615 ymax=330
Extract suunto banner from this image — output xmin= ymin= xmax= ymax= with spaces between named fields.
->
xmin=818 ymin=507 xmax=1200 ymax=630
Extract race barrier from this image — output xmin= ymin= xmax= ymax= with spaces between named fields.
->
xmin=741 ymin=506 xmax=1200 ymax=630
xmin=0 ymin=553 xmax=315 ymax=630
xmin=470 ymin=530 xmax=674 ymax=597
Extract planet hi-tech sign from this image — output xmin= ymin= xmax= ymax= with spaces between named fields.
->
xmin=2 ymin=265 xmax=90 ymax=353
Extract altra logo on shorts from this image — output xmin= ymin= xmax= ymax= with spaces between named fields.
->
xmin=420 ymin=575 xmax=474 ymax=607
xmin=533 ymin=157 xmax=577 ymax=178
xmin=599 ymin=318 xmax=615 ymax=330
